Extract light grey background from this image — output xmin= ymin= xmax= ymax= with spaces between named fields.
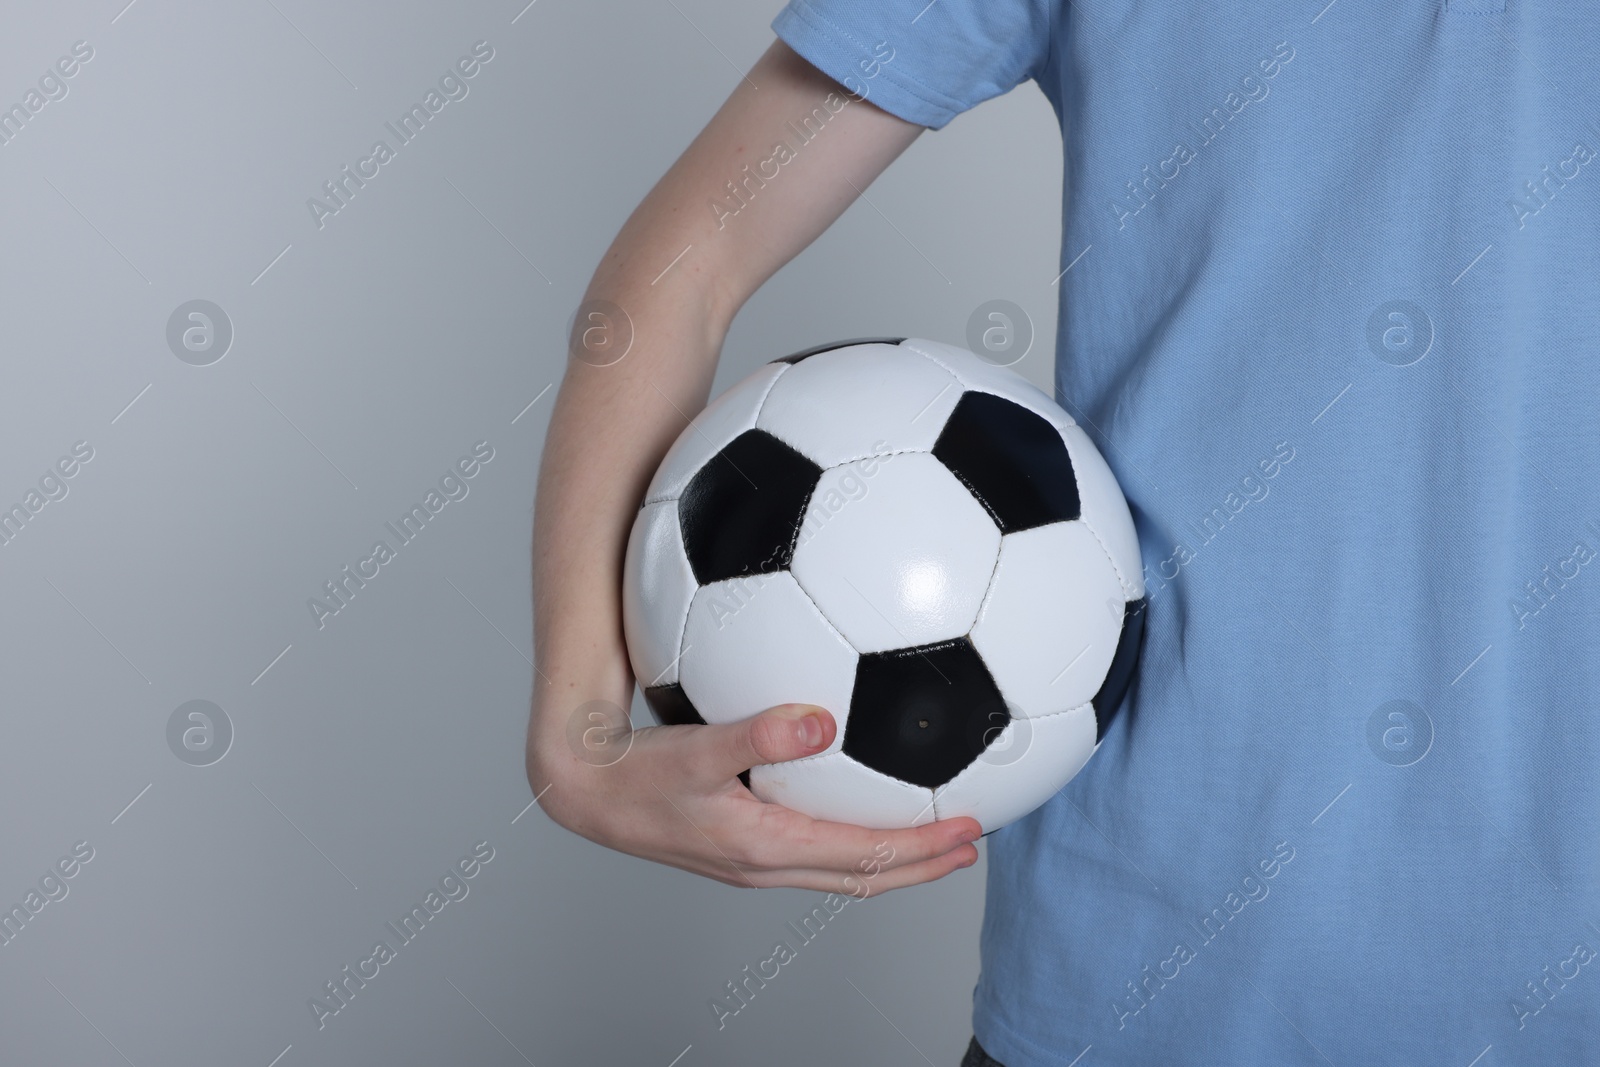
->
xmin=0 ymin=1 xmax=1062 ymax=1063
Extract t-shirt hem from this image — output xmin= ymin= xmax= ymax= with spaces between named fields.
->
xmin=973 ymin=988 xmax=1085 ymax=1067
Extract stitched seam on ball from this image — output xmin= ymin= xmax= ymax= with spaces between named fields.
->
xmin=968 ymin=526 xmax=1008 ymax=638
xmin=1077 ymin=514 xmax=1133 ymax=597
xmin=772 ymin=746 xmax=840 ymax=769
xmin=786 ymin=569 xmax=858 ymax=659
xmin=769 ymin=572 xmax=859 ymax=765
xmin=748 ymin=360 xmax=793 ymax=425
xmin=793 ymin=444 xmax=935 ymax=554
xmin=901 ymin=338 xmax=1065 ymax=425
xmin=767 ymin=346 xmax=962 ymax=470
xmin=781 ymin=482 xmax=822 ymax=570
xmin=1021 ymin=700 xmax=1095 ymax=722
xmin=816 ymin=445 xmax=926 ymax=474
xmin=900 ymin=341 xmax=970 ymax=401
xmin=746 ymin=363 xmax=837 ymax=569
xmin=908 ymin=347 xmax=1036 ymax=426
xmin=786 ymin=562 xmax=868 ymax=660
xmin=1058 ymin=424 xmax=1138 ymax=598
xmin=663 ymin=552 xmax=695 ymax=689
xmin=648 ymin=362 xmax=792 ymax=509
xmin=943 ymin=466 xmax=1007 ymax=532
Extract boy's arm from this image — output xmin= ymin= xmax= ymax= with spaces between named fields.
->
xmin=526 ymin=39 xmax=982 ymax=892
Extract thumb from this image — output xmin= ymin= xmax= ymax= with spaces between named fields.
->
xmin=707 ymin=703 xmax=836 ymax=783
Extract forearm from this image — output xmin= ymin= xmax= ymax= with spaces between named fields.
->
xmin=525 ymin=39 xmax=923 ymax=777
xmin=527 ymin=261 xmax=727 ymax=760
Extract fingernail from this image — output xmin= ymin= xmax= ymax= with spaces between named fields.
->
xmin=960 ymin=851 xmax=978 ymax=868
xmin=959 ymin=828 xmax=979 ymax=844
xmin=797 ymin=713 xmax=823 ymax=748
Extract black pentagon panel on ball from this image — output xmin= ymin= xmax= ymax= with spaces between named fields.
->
xmin=769 ymin=337 xmax=907 ymax=365
xmin=1092 ymin=597 xmax=1147 ymax=742
xmin=931 ymin=391 xmax=1081 ymax=533
xmin=679 ymin=429 xmax=823 ymax=585
xmin=844 ymin=638 xmax=1009 ymax=789
xmin=643 ymin=682 xmax=705 ymax=727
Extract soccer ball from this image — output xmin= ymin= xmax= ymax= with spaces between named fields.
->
xmin=621 ymin=337 xmax=1146 ymax=833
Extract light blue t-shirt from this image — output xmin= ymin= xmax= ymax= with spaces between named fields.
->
xmin=773 ymin=2 xmax=1600 ymax=1064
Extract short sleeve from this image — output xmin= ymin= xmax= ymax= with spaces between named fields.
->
xmin=771 ymin=0 xmax=1057 ymax=131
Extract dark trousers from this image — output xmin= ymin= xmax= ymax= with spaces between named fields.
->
xmin=960 ymin=1036 xmax=1006 ymax=1067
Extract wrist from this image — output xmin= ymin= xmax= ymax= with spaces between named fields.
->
xmin=527 ymin=660 xmax=634 ymax=762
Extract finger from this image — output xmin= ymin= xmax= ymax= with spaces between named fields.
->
xmin=734 ymin=801 xmax=983 ymax=874
xmin=694 ymin=703 xmax=838 ymax=785
xmin=732 ymin=841 xmax=981 ymax=895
